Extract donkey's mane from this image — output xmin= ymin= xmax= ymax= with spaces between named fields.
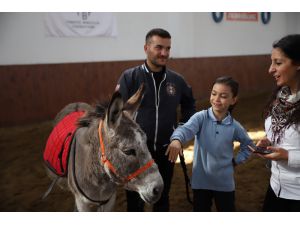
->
xmin=77 ymin=102 xmax=109 ymax=127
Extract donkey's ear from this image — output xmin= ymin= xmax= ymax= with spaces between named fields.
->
xmin=123 ymin=83 xmax=145 ymax=118
xmin=106 ymin=91 xmax=124 ymax=128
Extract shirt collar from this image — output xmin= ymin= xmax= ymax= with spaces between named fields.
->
xmin=208 ymin=107 xmax=233 ymax=125
xmin=143 ymin=61 xmax=166 ymax=75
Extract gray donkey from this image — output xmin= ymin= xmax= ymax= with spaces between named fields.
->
xmin=45 ymin=85 xmax=164 ymax=211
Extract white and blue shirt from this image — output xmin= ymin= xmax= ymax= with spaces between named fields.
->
xmin=171 ymin=107 xmax=253 ymax=192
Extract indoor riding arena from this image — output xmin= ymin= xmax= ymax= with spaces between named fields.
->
xmin=1 ymin=12 xmax=299 ymax=216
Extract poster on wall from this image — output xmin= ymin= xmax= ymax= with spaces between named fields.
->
xmin=226 ymin=12 xmax=258 ymax=21
xmin=44 ymin=12 xmax=118 ymax=37
xmin=212 ymin=12 xmax=271 ymax=24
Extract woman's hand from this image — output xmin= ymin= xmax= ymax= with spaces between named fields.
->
xmin=165 ymin=140 xmax=183 ymax=163
xmin=260 ymin=146 xmax=289 ymax=161
xmin=248 ymin=137 xmax=288 ymax=161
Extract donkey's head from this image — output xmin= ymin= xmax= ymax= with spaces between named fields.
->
xmin=101 ymin=84 xmax=163 ymax=204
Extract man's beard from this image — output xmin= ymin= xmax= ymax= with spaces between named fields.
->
xmin=151 ymin=57 xmax=168 ymax=67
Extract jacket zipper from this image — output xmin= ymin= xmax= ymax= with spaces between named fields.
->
xmin=151 ymin=73 xmax=166 ymax=151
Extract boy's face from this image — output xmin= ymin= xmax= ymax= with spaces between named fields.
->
xmin=210 ymin=83 xmax=237 ymax=115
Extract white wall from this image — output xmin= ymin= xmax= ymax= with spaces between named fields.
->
xmin=0 ymin=12 xmax=299 ymax=65
xmin=286 ymin=12 xmax=300 ymax=34
xmin=194 ymin=13 xmax=287 ymax=57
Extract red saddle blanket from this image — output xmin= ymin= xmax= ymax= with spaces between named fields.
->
xmin=43 ymin=111 xmax=84 ymax=176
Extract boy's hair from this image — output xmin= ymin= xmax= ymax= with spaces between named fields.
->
xmin=145 ymin=28 xmax=171 ymax=43
xmin=213 ymin=76 xmax=239 ymax=113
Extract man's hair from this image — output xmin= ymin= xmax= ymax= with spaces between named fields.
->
xmin=145 ymin=28 xmax=171 ymax=43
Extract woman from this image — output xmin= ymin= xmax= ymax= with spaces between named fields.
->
xmin=250 ymin=34 xmax=300 ymax=211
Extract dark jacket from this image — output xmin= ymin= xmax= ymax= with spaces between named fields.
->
xmin=117 ymin=63 xmax=196 ymax=151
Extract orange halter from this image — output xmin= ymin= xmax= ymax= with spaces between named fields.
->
xmin=98 ymin=120 xmax=154 ymax=182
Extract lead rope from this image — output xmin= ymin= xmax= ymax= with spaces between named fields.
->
xmin=179 ymin=155 xmax=193 ymax=204
xmin=72 ymin=134 xmax=110 ymax=206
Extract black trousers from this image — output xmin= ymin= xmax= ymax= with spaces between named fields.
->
xmin=263 ymin=184 xmax=300 ymax=212
xmin=126 ymin=145 xmax=174 ymax=212
xmin=193 ymin=189 xmax=235 ymax=212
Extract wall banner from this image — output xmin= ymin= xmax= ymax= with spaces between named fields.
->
xmin=226 ymin=12 xmax=258 ymax=22
xmin=212 ymin=12 xmax=271 ymax=24
xmin=44 ymin=12 xmax=118 ymax=37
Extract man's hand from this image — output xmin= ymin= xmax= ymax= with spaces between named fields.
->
xmin=165 ymin=139 xmax=183 ymax=163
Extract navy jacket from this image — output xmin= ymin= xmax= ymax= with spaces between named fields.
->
xmin=117 ymin=63 xmax=196 ymax=152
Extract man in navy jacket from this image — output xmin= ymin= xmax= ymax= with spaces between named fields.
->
xmin=116 ymin=28 xmax=196 ymax=211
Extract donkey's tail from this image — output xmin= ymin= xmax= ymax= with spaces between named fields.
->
xmin=54 ymin=102 xmax=93 ymax=126
xmin=41 ymin=176 xmax=60 ymax=200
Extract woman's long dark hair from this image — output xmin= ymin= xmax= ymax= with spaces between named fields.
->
xmin=263 ymin=86 xmax=281 ymax=120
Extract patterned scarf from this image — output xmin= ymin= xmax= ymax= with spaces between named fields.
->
xmin=270 ymin=86 xmax=300 ymax=144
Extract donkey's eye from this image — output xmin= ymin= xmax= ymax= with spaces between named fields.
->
xmin=123 ymin=149 xmax=136 ymax=156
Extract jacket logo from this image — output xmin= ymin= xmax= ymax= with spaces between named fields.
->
xmin=166 ymin=83 xmax=176 ymax=96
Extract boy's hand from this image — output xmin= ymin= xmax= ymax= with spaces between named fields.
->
xmin=256 ymin=137 xmax=272 ymax=148
xmin=165 ymin=140 xmax=183 ymax=163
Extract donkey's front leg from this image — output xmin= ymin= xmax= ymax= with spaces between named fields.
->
xmin=75 ymin=196 xmax=97 ymax=212
xmin=97 ymin=192 xmax=116 ymax=212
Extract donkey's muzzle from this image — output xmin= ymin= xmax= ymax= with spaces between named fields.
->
xmin=143 ymin=180 xmax=164 ymax=205
xmin=153 ymin=186 xmax=161 ymax=197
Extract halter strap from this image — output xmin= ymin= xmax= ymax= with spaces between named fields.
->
xmin=99 ymin=120 xmax=117 ymax=175
xmin=98 ymin=120 xmax=154 ymax=182
xmin=126 ymin=159 xmax=154 ymax=181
